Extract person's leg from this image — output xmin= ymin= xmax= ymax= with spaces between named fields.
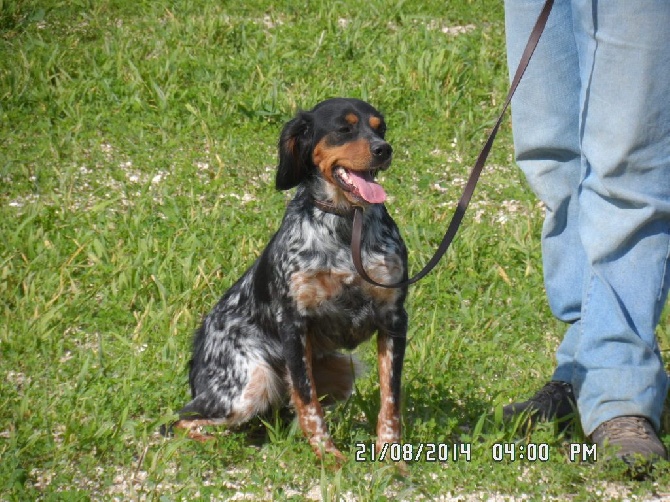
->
xmin=570 ymin=0 xmax=670 ymax=437
xmin=503 ymin=2 xmax=670 ymax=459
xmin=504 ymin=0 xmax=584 ymax=385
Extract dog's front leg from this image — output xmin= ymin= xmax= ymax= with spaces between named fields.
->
xmin=376 ymin=311 xmax=407 ymax=451
xmin=283 ymin=326 xmax=344 ymax=461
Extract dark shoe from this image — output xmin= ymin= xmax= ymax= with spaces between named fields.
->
xmin=590 ymin=416 xmax=668 ymax=471
xmin=503 ymin=381 xmax=576 ymax=425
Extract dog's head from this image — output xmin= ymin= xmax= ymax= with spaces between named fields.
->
xmin=276 ymin=98 xmax=392 ymax=206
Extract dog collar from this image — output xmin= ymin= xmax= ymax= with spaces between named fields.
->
xmin=311 ymin=198 xmax=356 ymax=218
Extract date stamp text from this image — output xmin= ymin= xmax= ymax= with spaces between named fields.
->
xmin=354 ymin=443 xmax=472 ymax=463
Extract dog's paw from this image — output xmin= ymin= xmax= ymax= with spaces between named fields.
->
xmin=167 ymin=419 xmax=219 ymax=442
xmin=311 ymin=438 xmax=346 ymax=465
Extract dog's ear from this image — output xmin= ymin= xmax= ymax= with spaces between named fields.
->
xmin=276 ymin=111 xmax=314 ymax=190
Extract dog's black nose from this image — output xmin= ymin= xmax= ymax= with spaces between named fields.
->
xmin=371 ymin=142 xmax=392 ymax=160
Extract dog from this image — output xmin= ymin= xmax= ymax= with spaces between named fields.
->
xmin=171 ymin=98 xmax=408 ymax=460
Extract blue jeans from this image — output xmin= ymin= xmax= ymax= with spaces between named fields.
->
xmin=504 ymin=0 xmax=670 ymax=435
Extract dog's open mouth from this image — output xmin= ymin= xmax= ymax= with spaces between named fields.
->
xmin=333 ymin=166 xmax=387 ymax=204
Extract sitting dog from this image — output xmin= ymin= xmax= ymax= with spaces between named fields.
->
xmin=171 ymin=98 xmax=408 ymax=460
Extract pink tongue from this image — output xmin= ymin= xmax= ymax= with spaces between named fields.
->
xmin=348 ymin=170 xmax=387 ymax=203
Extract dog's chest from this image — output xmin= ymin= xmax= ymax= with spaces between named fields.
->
xmin=284 ymin=211 xmax=406 ymax=315
xmin=288 ymin=246 xmax=403 ymax=350
xmin=268 ymin=205 xmax=407 ymax=348
xmin=288 ymin=248 xmax=403 ymax=315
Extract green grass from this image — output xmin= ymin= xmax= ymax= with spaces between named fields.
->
xmin=2 ymin=0 xmax=669 ymax=500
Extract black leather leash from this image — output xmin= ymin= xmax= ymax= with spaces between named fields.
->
xmin=352 ymin=0 xmax=554 ymax=289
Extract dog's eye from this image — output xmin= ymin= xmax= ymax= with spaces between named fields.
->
xmin=338 ymin=125 xmax=352 ymax=134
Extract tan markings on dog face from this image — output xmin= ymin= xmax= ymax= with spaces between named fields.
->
xmin=312 ymin=138 xmax=375 ymax=204
xmin=312 ymin=138 xmax=373 ymax=178
xmin=369 ymin=116 xmax=382 ymax=130
xmin=290 ymin=270 xmax=355 ymax=312
xmin=345 ymin=113 xmax=359 ymax=125
xmin=376 ymin=335 xmax=401 ymax=447
xmin=226 ymin=363 xmax=285 ymax=425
